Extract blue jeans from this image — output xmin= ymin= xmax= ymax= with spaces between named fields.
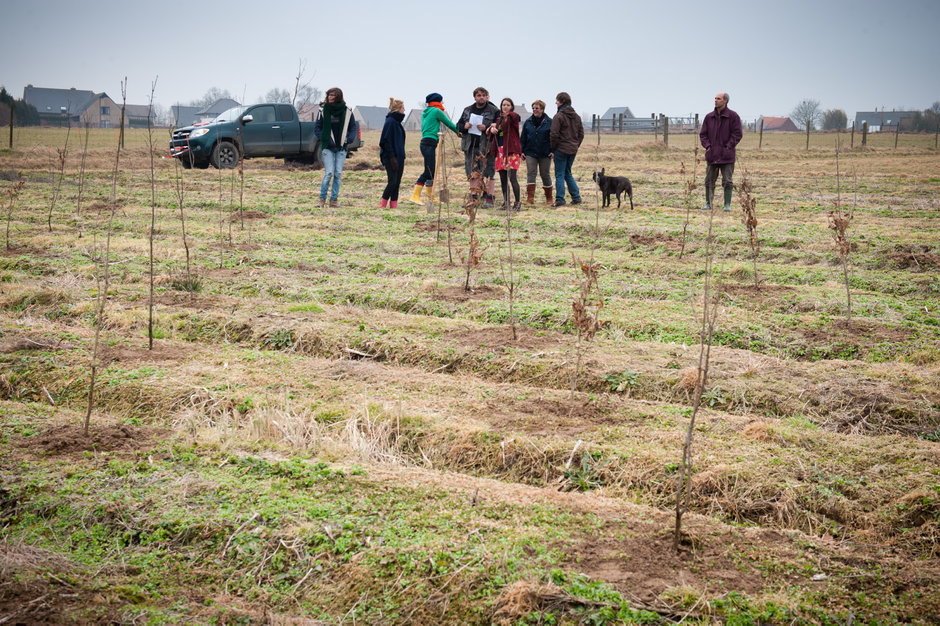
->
xmin=553 ymin=151 xmax=580 ymax=203
xmin=320 ymin=148 xmax=347 ymax=200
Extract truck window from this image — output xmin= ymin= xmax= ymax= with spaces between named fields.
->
xmin=250 ymin=106 xmax=276 ymax=123
xmin=277 ymin=105 xmax=296 ymax=122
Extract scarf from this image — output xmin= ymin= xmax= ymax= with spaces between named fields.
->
xmin=427 ymin=102 xmax=445 ymax=112
xmin=320 ymin=101 xmax=347 ymax=146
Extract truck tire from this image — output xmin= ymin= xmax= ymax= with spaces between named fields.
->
xmin=211 ymin=141 xmax=240 ymax=169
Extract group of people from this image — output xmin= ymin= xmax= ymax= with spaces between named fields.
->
xmin=316 ymin=86 xmax=743 ymax=213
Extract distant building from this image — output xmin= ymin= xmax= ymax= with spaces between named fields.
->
xmin=758 ymin=116 xmax=799 ymax=132
xmin=23 ymin=85 xmax=156 ymax=128
xmin=195 ymin=98 xmax=240 ymax=122
xmin=854 ymin=110 xmax=918 ymax=132
xmin=403 ymin=109 xmax=423 ymax=132
xmin=24 ymin=85 xmax=96 ymax=126
xmin=401 ymin=106 xmax=460 ymax=133
xmin=602 ymin=106 xmax=636 ymax=120
xmin=353 ymin=106 xmax=388 ymax=131
xmin=171 ymin=105 xmax=200 ymax=128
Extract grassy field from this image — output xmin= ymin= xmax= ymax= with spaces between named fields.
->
xmin=0 ymin=126 xmax=938 ymax=624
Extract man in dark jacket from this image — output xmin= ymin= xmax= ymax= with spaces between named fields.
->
xmin=699 ymin=92 xmax=742 ymax=211
xmin=456 ymin=87 xmax=500 ymax=207
xmin=549 ymin=92 xmax=584 ymax=207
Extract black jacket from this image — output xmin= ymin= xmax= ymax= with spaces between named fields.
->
xmin=521 ymin=113 xmax=553 ymax=158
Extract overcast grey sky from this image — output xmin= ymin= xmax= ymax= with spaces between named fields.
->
xmin=2 ymin=0 xmax=938 ymax=122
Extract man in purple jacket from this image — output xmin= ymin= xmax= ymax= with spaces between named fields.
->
xmin=699 ymin=92 xmax=742 ymax=211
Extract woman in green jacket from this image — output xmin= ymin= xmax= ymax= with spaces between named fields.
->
xmin=409 ymin=92 xmax=460 ymax=206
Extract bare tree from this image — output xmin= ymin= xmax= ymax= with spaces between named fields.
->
xmin=822 ymin=108 xmax=848 ymax=131
xmin=291 ymin=59 xmax=320 ymax=110
xmin=264 ymin=88 xmax=292 ymax=103
xmin=791 ymin=99 xmax=822 ymax=149
xmin=190 ymin=87 xmax=235 ymax=109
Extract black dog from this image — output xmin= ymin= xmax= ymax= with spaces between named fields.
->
xmin=593 ymin=168 xmax=634 ymax=209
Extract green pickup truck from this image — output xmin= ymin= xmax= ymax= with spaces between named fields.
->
xmin=168 ymin=103 xmax=356 ymax=169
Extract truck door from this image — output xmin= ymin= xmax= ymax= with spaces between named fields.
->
xmin=240 ymin=105 xmax=280 ymax=155
xmin=277 ymin=105 xmax=301 ymax=153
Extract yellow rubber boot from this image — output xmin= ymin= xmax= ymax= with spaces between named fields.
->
xmin=409 ymin=184 xmax=424 ymax=204
xmin=423 ymin=184 xmax=436 ymax=204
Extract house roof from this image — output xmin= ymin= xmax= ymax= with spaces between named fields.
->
xmin=759 ymin=116 xmax=798 ymax=131
xmin=172 ymin=105 xmax=201 ymax=127
xmin=23 ymin=85 xmax=96 ymax=116
xmin=602 ymin=106 xmax=635 ymax=119
xmin=403 ymin=109 xmax=423 ymax=130
xmin=123 ymin=104 xmax=153 ymax=119
xmin=354 ymin=105 xmax=388 ymax=130
xmin=196 ymin=98 xmax=240 ymax=116
xmin=854 ymin=110 xmax=917 ymax=126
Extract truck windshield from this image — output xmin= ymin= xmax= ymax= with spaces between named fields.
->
xmin=214 ymin=106 xmax=248 ymax=123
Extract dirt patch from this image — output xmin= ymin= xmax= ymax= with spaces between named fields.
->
xmin=0 ymin=245 xmax=52 ymax=258
xmin=100 ymin=341 xmax=191 ymax=366
xmin=351 ymin=161 xmax=383 ymax=171
xmin=565 ymin=524 xmax=799 ymax=606
xmin=413 ymin=220 xmax=463 ymax=233
xmin=0 ymin=542 xmax=103 ymax=625
xmin=436 ymin=284 xmax=505 ymax=302
xmin=723 ymin=283 xmax=794 ymax=297
xmin=448 ymin=324 xmax=565 ymax=351
xmin=883 ymin=251 xmax=940 ymax=270
xmin=485 ymin=394 xmax=618 ymax=436
xmin=154 ymin=291 xmax=226 ymax=310
xmin=800 ymin=318 xmax=913 ymax=349
xmin=628 ymin=233 xmax=682 ymax=250
xmin=0 ymin=335 xmax=73 ymax=353
xmin=229 ymin=210 xmax=268 ymax=221
xmin=27 ymin=423 xmax=156 ymax=456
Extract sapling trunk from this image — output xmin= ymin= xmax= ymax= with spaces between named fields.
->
xmin=678 ymin=147 xmax=699 ymax=259
xmin=674 ymin=200 xmax=721 ymax=551
xmin=48 ymin=114 xmax=71 ymax=232
xmin=84 ymin=201 xmax=118 ymax=435
xmin=146 ymin=77 xmax=158 ymax=350
xmin=737 ymin=164 xmax=759 ymax=287
xmin=4 ymin=176 xmax=25 ymax=250
xmin=462 ymin=154 xmax=485 ymax=291
xmin=75 ymin=123 xmax=90 ymax=238
xmin=86 ymin=85 xmax=126 ymax=434
xmin=827 ymin=138 xmax=854 ymax=323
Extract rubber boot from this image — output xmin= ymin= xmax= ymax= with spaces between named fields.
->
xmin=543 ymin=186 xmax=554 ymax=205
xmin=379 ymin=198 xmax=388 ymax=209
xmin=409 ymin=184 xmax=424 ymax=204
xmin=525 ymin=184 xmax=536 ymax=205
xmin=389 ymin=200 xmax=398 ymax=209
xmin=702 ymin=187 xmax=713 ymax=210
xmin=723 ymin=186 xmax=733 ymax=212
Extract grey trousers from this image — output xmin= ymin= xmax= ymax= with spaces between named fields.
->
xmin=525 ymin=156 xmax=552 ymax=186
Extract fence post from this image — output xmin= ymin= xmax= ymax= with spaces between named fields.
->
xmin=935 ymin=119 xmax=939 ymax=149
xmin=758 ymin=118 xmax=764 ymax=150
xmin=862 ymin=121 xmax=868 ymax=146
xmin=652 ymin=114 xmax=657 ymax=141
xmin=850 ymin=120 xmax=855 ymax=148
xmin=663 ymin=114 xmax=669 ymax=146
xmin=694 ymin=113 xmax=699 ymax=131
xmin=894 ymin=116 xmax=900 ymax=149
xmin=7 ymin=104 xmax=12 ymax=150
